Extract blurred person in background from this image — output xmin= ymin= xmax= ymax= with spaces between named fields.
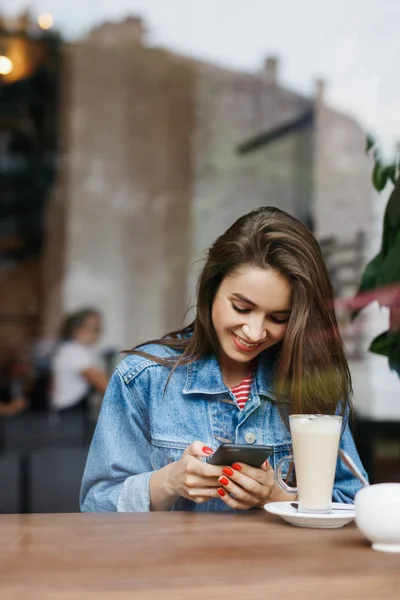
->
xmin=51 ymin=308 xmax=109 ymax=418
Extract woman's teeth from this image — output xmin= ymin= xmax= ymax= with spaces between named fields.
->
xmin=234 ymin=333 xmax=260 ymax=348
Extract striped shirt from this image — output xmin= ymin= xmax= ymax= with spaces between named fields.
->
xmin=231 ymin=368 xmax=256 ymax=410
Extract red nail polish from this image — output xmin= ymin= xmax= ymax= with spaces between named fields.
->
xmin=217 ymin=488 xmax=226 ymax=497
xmin=232 ymin=463 xmax=242 ymax=471
xmin=222 ymin=467 xmax=234 ymax=476
xmin=219 ymin=476 xmax=229 ymax=486
xmin=202 ymin=446 xmax=213 ymax=455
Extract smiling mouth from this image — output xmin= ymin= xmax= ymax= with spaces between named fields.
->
xmin=232 ymin=332 xmax=263 ymax=349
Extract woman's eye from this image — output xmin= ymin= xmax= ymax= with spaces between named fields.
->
xmin=231 ymin=303 xmax=250 ymax=314
xmin=270 ymin=316 xmax=289 ymax=324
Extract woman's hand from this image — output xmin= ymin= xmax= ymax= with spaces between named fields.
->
xmin=150 ymin=441 xmax=224 ymax=510
xmin=215 ymin=461 xmax=293 ymax=510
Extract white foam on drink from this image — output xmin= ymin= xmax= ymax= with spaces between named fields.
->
xmin=291 ymin=416 xmax=341 ymax=435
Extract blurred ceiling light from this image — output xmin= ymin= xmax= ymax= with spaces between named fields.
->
xmin=38 ymin=13 xmax=54 ymax=30
xmin=0 ymin=56 xmax=13 ymax=76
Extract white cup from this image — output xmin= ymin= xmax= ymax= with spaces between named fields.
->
xmin=355 ymin=483 xmax=400 ymax=553
xmin=275 ymin=414 xmax=342 ymax=513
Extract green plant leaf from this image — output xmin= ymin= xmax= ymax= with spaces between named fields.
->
xmin=382 ymin=164 xmax=397 ymax=185
xmin=365 ymin=133 xmax=376 ymax=154
xmin=369 ymin=331 xmax=392 ymax=357
xmin=358 ymin=252 xmax=383 ymax=292
xmin=350 ymin=252 xmax=383 ymax=320
xmin=381 ymin=178 xmax=400 ymax=258
xmin=384 ymin=175 xmax=400 ymax=229
xmin=388 ymin=333 xmax=400 ymax=376
xmin=378 ymin=232 xmax=400 ymax=286
xmin=372 ymin=160 xmax=388 ymax=192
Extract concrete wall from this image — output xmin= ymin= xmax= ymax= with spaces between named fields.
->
xmin=44 ymin=34 xmax=375 ymax=364
xmin=56 ymin=42 xmax=194 ymax=349
xmin=187 ymin=63 xmax=313 ymax=304
xmin=49 ymin=43 xmax=316 ymax=348
xmin=313 ymin=90 xmax=373 ymax=239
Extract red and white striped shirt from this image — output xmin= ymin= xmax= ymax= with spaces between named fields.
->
xmin=231 ymin=368 xmax=256 ymax=410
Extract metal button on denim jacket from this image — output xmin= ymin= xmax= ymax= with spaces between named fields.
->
xmin=80 ymin=344 xmax=368 ymax=512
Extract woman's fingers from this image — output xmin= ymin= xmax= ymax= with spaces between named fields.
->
xmin=183 ymin=442 xmax=224 ymax=477
xmin=179 ymin=444 xmax=275 ymax=508
xmin=186 ymin=487 xmax=221 ymax=503
xmin=183 ymin=441 xmax=214 ymax=459
xmin=216 ymin=487 xmax=252 ymax=510
xmin=218 ymin=475 xmax=262 ymax=504
xmin=184 ymin=473 xmax=221 ymax=489
xmin=214 ymin=462 xmax=275 ymax=509
xmin=192 ymin=459 xmax=225 ymax=478
xmin=230 ymin=461 xmax=273 ymax=482
xmin=228 ymin=463 xmax=274 ymax=491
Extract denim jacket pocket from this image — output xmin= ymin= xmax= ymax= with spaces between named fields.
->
xmin=150 ymin=438 xmax=190 ymax=470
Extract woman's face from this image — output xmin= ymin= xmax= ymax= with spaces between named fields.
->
xmin=211 ymin=266 xmax=292 ymax=372
xmin=75 ymin=314 xmax=102 ymax=346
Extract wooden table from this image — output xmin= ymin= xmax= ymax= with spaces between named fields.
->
xmin=1 ymin=511 xmax=399 ymax=599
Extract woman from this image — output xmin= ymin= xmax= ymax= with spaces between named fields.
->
xmin=80 ymin=207 xmax=367 ymax=512
xmin=52 ymin=309 xmax=109 ymax=414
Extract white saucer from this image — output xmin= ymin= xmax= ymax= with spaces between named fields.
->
xmin=264 ymin=501 xmax=355 ymax=529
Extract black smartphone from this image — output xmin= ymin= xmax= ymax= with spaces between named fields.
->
xmin=207 ymin=443 xmax=273 ymax=469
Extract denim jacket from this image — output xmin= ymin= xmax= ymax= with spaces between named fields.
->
xmin=80 ymin=343 xmax=368 ymax=512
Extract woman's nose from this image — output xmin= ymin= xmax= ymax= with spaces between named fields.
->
xmin=242 ymin=322 xmax=267 ymax=342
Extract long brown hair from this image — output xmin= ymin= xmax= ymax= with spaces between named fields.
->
xmin=129 ymin=206 xmax=352 ymax=417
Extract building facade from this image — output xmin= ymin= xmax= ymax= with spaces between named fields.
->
xmin=0 ymin=15 xmax=373 ymax=358
xmin=47 ymin=17 xmax=372 ymax=352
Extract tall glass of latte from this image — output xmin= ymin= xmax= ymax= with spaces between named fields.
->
xmin=275 ymin=414 xmax=342 ymax=513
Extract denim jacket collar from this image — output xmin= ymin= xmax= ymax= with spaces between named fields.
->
xmin=183 ymin=348 xmax=278 ymax=400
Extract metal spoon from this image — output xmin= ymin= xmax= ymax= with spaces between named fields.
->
xmin=290 ymin=502 xmax=353 ymax=512
xmin=338 ymin=449 xmax=369 ymax=488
